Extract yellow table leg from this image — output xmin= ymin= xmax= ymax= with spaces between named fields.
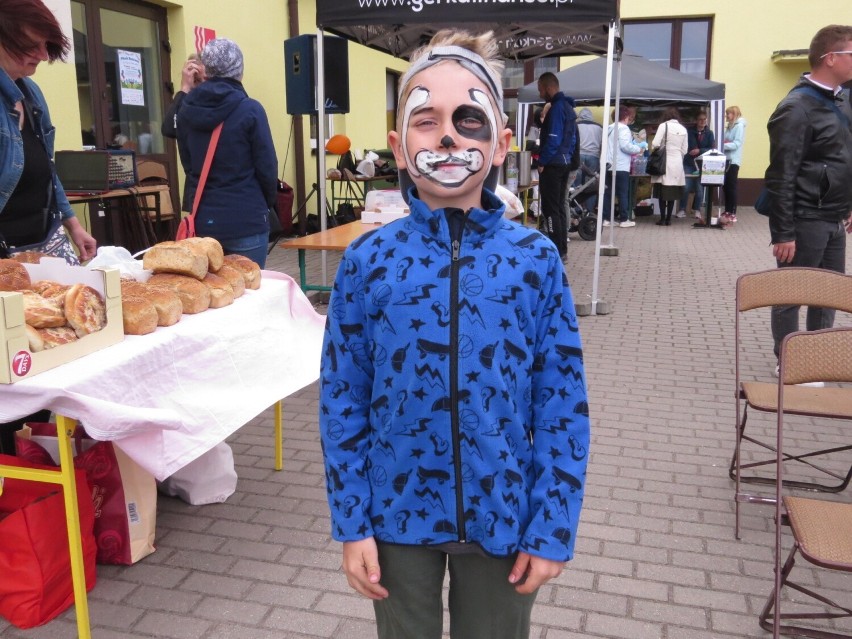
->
xmin=55 ymin=415 xmax=92 ymax=639
xmin=274 ymin=400 xmax=283 ymax=471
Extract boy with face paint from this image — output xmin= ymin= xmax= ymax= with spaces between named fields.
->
xmin=318 ymin=30 xmax=590 ymax=639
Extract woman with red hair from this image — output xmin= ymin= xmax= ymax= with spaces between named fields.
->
xmin=0 ymin=0 xmax=97 ymax=263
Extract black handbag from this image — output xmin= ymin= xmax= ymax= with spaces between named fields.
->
xmin=646 ymin=123 xmax=668 ymax=177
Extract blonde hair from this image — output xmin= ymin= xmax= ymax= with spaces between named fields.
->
xmin=725 ymin=105 xmax=742 ymax=126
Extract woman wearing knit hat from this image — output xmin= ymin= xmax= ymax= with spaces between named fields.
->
xmin=176 ymin=38 xmax=278 ymax=267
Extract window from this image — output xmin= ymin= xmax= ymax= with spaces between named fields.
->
xmin=623 ymin=18 xmax=712 ymax=78
xmin=502 ymin=58 xmax=558 ymax=139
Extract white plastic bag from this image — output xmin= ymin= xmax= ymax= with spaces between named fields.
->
xmin=86 ymin=246 xmax=152 ymax=282
xmin=157 ymin=442 xmax=238 ymax=505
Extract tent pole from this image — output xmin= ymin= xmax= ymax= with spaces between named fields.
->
xmin=586 ymin=21 xmax=619 ymax=316
xmin=317 ymin=28 xmax=329 ymax=290
xmin=603 ymin=51 xmax=623 ymax=251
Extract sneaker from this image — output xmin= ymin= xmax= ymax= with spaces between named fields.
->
xmin=619 ymin=220 xmax=636 ymax=228
xmin=602 ymin=220 xmax=611 ymax=227
xmin=675 ymin=210 xmax=686 ymax=218
xmin=729 ymin=214 xmax=737 ymax=223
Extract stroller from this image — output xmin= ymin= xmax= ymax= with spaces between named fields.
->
xmin=565 ymin=164 xmax=599 ymax=241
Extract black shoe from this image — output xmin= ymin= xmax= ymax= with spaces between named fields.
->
xmin=655 ymin=220 xmax=665 ymax=226
xmin=665 ymin=220 xmax=671 ymax=226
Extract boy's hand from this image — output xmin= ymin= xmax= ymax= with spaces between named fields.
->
xmin=342 ymin=538 xmax=389 ymax=600
xmin=508 ymin=552 xmax=564 ymax=594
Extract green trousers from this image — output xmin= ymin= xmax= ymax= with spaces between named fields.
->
xmin=373 ymin=543 xmax=538 ymax=639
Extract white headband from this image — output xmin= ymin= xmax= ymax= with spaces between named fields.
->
xmin=399 ymin=45 xmax=503 ymax=108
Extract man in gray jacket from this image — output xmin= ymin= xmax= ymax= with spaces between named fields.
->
xmin=766 ymin=24 xmax=852 ymax=366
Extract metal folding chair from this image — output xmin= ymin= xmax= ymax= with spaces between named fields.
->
xmin=758 ymin=327 xmax=852 ymax=638
xmin=730 ymin=268 xmax=852 ymax=538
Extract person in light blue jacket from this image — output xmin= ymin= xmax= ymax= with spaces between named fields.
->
xmin=722 ymin=105 xmax=747 ymax=224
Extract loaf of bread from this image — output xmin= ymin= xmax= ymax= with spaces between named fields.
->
xmin=143 ymin=241 xmax=208 ymax=280
xmin=148 ymin=273 xmax=211 ymax=314
xmin=201 ymin=272 xmax=234 ymax=309
xmin=65 ymin=283 xmax=107 ymax=338
xmin=0 ymin=259 xmax=32 ymax=291
xmin=182 ymin=237 xmax=224 ymax=271
xmin=213 ymin=264 xmax=245 ymax=298
xmin=222 ymin=254 xmax=261 ymax=290
xmin=121 ymin=295 xmax=158 ymax=335
xmin=121 ymin=279 xmax=182 ymax=326
xmin=22 ymin=291 xmax=66 ymax=328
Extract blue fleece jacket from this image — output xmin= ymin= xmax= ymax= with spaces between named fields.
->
xmin=538 ymin=91 xmax=577 ymax=167
xmin=176 ymin=77 xmax=277 ymax=240
xmin=319 ymin=189 xmax=590 ymax=561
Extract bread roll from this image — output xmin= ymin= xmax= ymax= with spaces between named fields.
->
xmin=31 ymin=280 xmax=71 ymax=305
xmin=148 ymin=273 xmax=211 ymax=314
xmin=65 ymin=284 xmax=107 ymax=337
xmin=120 ymin=279 xmax=148 ymax=296
xmin=0 ymin=258 xmax=32 ymax=291
xmin=39 ymin=326 xmax=78 ymax=349
xmin=22 ymin=291 xmax=65 ymax=328
xmin=10 ymin=251 xmax=48 ymax=264
xmin=213 ymin=264 xmax=245 ymax=298
xmin=222 ymin=254 xmax=261 ymax=290
xmin=182 ymin=237 xmax=224 ymax=271
xmin=143 ymin=241 xmax=208 ymax=280
xmin=200 ymin=272 xmax=234 ymax=309
xmin=121 ymin=295 xmax=158 ymax=335
xmin=25 ymin=324 xmax=44 ymax=352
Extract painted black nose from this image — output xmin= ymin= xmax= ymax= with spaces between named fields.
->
xmin=440 ymin=135 xmax=454 ymax=149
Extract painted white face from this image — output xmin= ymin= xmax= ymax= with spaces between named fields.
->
xmin=392 ymin=62 xmax=505 ymax=209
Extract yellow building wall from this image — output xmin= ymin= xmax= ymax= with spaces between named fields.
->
xmin=621 ymin=0 xmax=849 ymax=179
xmin=31 ymin=0 xmax=849 ymax=198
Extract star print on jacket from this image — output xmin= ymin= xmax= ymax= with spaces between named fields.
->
xmin=319 ymin=189 xmax=590 ymax=562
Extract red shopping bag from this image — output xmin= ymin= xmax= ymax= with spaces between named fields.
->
xmin=16 ymin=423 xmax=157 ymax=565
xmin=0 ymin=454 xmax=97 ymax=629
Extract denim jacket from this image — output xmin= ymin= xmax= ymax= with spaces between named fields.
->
xmin=1 ymin=70 xmax=74 ymax=221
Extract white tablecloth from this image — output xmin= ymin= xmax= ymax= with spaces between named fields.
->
xmin=0 ymin=272 xmax=325 ymax=480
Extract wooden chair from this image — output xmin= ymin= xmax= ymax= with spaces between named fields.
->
xmin=731 ymin=268 xmax=852 ymax=538
xmin=758 ymin=327 xmax=852 ymax=638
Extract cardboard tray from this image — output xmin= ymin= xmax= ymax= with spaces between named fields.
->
xmin=1 ymin=258 xmax=123 ymax=384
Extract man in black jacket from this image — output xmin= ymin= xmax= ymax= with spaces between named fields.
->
xmin=766 ymin=24 xmax=852 ymax=364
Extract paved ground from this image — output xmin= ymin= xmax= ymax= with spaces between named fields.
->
xmin=3 ymin=207 xmax=852 ymax=639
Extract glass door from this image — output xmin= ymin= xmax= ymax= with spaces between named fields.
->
xmin=70 ymin=0 xmax=175 ymax=196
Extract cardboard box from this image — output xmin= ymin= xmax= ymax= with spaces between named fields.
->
xmin=1 ymin=258 xmax=123 ymax=384
xmin=361 ymin=208 xmax=409 ymax=225
xmin=363 ymin=189 xmax=408 ymax=225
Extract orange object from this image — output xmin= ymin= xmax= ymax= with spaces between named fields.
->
xmin=325 ymin=134 xmax=351 ymax=155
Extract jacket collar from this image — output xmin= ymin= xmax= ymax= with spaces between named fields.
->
xmin=405 ymin=187 xmax=507 ymax=243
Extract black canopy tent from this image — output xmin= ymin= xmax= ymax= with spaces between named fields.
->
xmin=516 ymin=52 xmax=725 ymax=103
xmin=312 ymin=0 xmax=622 ymax=313
xmin=516 ymin=52 xmax=726 ymax=153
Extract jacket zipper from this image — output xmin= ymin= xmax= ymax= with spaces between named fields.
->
xmin=448 ymin=209 xmax=466 ymax=542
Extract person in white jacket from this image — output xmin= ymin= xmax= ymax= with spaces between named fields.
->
xmin=602 ymin=105 xmax=646 ymax=227
xmin=650 ymin=107 xmax=688 ymax=226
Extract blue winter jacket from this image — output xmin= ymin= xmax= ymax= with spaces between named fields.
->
xmin=319 ymin=189 xmax=590 ymax=562
xmin=0 ymin=71 xmax=74 ymax=220
xmin=176 ymin=77 xmax=277 ymax=240
xmin=538 ymin=91 xmax=577 ymax=167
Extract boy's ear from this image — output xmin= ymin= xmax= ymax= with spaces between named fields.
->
xmin=491 ymin=127 xmax=513 ymax=167
xmin=388 ymin=130 xmax=407 ymax=170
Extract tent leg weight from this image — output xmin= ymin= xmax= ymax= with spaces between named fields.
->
xmin=575 ymin=300 xmax=593 ymax=316
xmin=600 ymin=246 xmax=619 ymax=256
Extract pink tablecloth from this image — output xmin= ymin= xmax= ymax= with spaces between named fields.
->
xmin=0 ymin=272 xmax=325 ymax=480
